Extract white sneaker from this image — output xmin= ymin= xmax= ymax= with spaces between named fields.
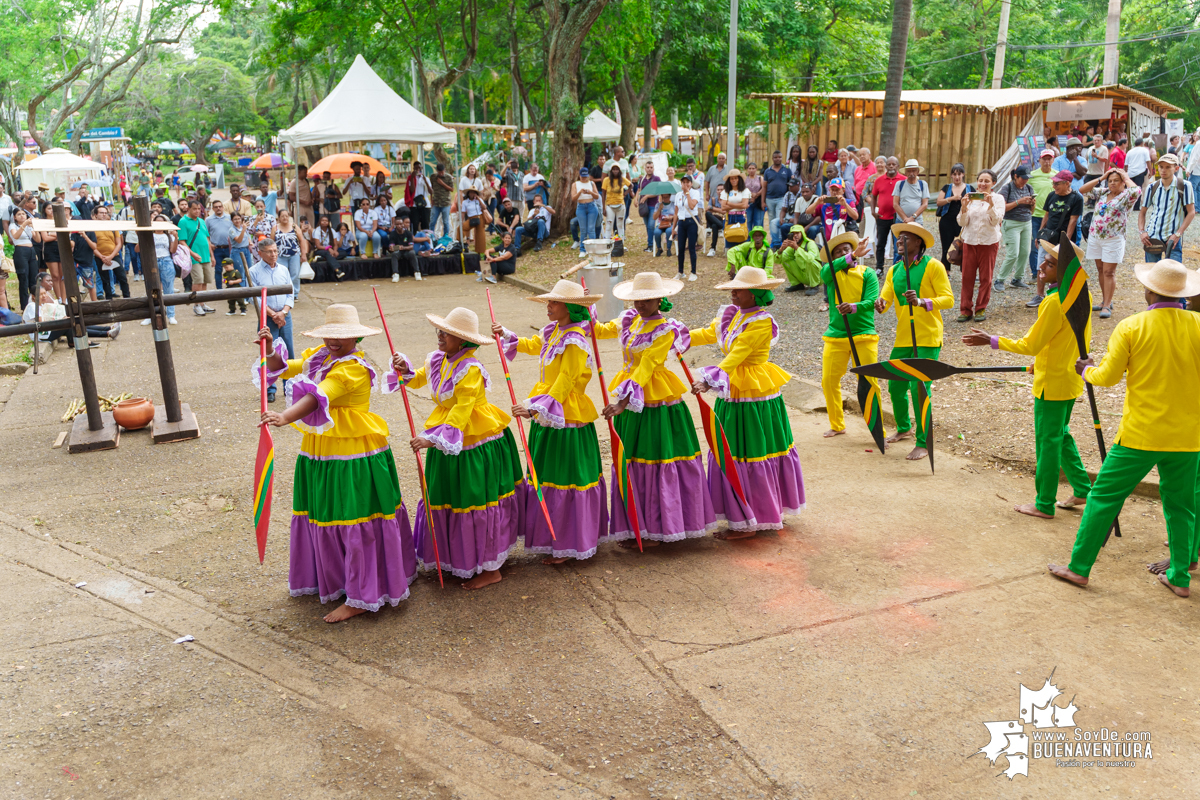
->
xmin=485 ymin=275 xmax=497 ymax=284
xmin=688 ymin=273 xmax=697 ymax=282
xmin=169 ymin=317 xmax=177 ymax=325
xmin=676 ymin=272 xmax=684 ymax=281
xmin=193 ymin=306 xmax=206 ymax=316
xmin=414 ymin=272 xmax=422 ymax=281
xmin=707 ymin=248 xmax=716 ymax=257
xmin=140 ymin=318 xmax=152 ymax=326
xmin=391 ymin=274 xmax=399 ymax=283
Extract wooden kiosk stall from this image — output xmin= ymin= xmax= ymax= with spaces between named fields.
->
xmin=750 ymin=85 xmax=1183 ymax=190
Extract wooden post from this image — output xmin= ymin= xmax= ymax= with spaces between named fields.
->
xmin=131 ymin=196 xmax=200 ymax=443
xmin=54 ymin=204 xmax=120 ymax=452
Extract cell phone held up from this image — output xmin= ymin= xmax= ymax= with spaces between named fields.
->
xmin=968 ymin=192 xmax=986 ymax=201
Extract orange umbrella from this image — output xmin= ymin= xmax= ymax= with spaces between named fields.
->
xmin=307 ymin=152 xmax=390 ymax=178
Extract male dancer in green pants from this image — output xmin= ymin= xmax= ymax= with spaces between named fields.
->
xmin=962 ymin=239 xmax=1093 ymax=517
xmin=874 ymin=223 xmax=954 ymax=461
xmin=1047 ymin=259 xmax=1200 ymax=597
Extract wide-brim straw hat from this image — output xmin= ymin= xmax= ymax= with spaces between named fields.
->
xmin=892 ymin=222 xmax=934 ymax=249
xmin=818 ymin=231 xmax=861 ymax=263
xmin=716 ymin=266 xmax=785 ymax=291
xmin=37 ymin=182 xmax=49 ymax=191
xmin=612 ymin=271 xmax=684 ymax=301
xmin=529 ymin=279 xmax=602 ymax=305
xmin=903 ymin=158 xmax=923 ymax=171
xmin=1134 ymin=259 xmax=1200 ymax=298
xmin=426 ymin=306 xmax=491 ymax=345
xmin=302 ymin=303 xmax=382 ymax=339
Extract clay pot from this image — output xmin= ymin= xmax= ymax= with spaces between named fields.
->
xmin=113 ymin=397 xmax=155 ymax=431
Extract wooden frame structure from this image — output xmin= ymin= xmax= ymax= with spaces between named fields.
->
xmin=750 ymin=85 xmax=1182 ymax=190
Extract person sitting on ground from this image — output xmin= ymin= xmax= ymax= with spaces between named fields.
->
xmin=724 ymin=225 xmax=775 ymax=279
xmin=778 ymin=226 xmax=822 ymax=294
xmin=514 ymin=194 xmax=554 ymax=252
xmin=495 ymin=196 xmax=521 ymax=242
xmin=222 ymin=258 xmax=247 ymax=316
xmin=482 ymin=231 xmax=519 ymax=284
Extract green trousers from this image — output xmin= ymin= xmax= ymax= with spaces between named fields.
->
xmin=888 ymin=345 xmax=939 ymax=447
xmin=1068 ymin=444 xmax=1200 ymax=588
xmin=1033 ymin=397 xmax=1092 ymax=515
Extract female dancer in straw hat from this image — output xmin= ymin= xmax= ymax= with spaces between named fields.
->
xmin=491 ymin=280 xmax=609 ymax=563
xmin=387 ymin=307 xmax=525 ymax=589
xmin=594 ymin=272 xmax=718 ymax=545
xmin=689 ymin=267 xmax=805 ymax=537
xmin=257 ymin=304 xmax=417 ymax=623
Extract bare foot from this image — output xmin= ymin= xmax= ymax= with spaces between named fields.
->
xmin=823 ymin=428 xmax=847 ymax=438
xmin=462 ymin=570 xmax=502 ymax=590
xmin=323 ymin=603 xmax=367 ymax=623
xmin=1158 ymin=572 xmax=1190 ymax=597
xmin=714 ymin=530 xmax=758 ymax=540
xmin=1047 ymin=563 xmax=1088 ymax=587
xmin=618 ymin=538 xmax=659 ymax=549
xmin=1015 ymin=503 xmax=1054 ymax=519
xmin=542 ymin=556 xmax=570 ymax=565
xmin=1148 ymin=558 xmax=1170 ymax=575
xmin=1056 ymin=496 xmax=1087 ymax=510
xmin=886 ymin=430 xmax=914 ymax=444
xmin=906 ymin=446 xmax=928 ymax=461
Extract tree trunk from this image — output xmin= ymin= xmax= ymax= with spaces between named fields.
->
xmin=545 ymin=0 xmax=612 ymax=236
xmin=879 ymin=0 xmax=912 ymax=157
xmin=614 ymin=33 xmax=671 ymax=154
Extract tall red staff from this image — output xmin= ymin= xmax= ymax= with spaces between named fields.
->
xmin=485 ymin=289 xmax=556 ymax=540
xmin=580 ymin=278 xmax=643 ymax=551
xmin=252 ymin=288 xmax=274 ymax=563
xmin=372 ymin=286 xmax=444 ymax=587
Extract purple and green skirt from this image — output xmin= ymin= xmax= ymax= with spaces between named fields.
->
xmin=414 ymin=429 xmax=526 ymax=578
xmin=524 ymin=420 xmax=609 ymax=559
xmin=709 ymin=395 xmax=805 ymax=531
xmin=608 ymin=400 xmax=718 ymax=542
xmin=289 ymin=439 xmax=418 ymax=611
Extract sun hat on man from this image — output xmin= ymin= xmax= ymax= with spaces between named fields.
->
xmin=529 ymin=279 xmax=603 ymax=305
xmin=891 ymin=222 xmax=934 ymax=249
xmin=302 ymin=304 xmax=382 ymax=339
xmin=612 ymin=271 xmax=684 ymax=301
xmin=1133 ymin=259 xmax=1200 ymax=298
xmin=426 ymin=307 xmax=491 ymax=345
xmin=903 ymin=158 xmax=923 ymax=171
xmin=818 ymin=231 xmax=861 ymax=263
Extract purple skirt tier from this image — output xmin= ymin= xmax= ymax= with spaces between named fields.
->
xmin=709 ymin=448 xmax=805 ymax=531
xmin=607 ymin=455 xmax=719 ymax=542
xmin=525 ymin=482 xmax=609 ymax=559
xmin=288 ymin=510 xmax=418 ymax=611
xmin=414 ymin=492 xmax=524 ymax=578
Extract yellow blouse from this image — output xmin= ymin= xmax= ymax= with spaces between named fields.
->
xmin=279 ymin=346 xmax=389 ymax=459
xmin=505 ymin=322 xmax=598 ymax=426
xmin=689 ymin=305 xmax=791 ymax=400
xmin=592 ymin=309 xmax=689 ymax=409
xmin=405 ymin=348 xmax=511 ymax=454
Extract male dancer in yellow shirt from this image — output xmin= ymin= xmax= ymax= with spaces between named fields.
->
xmin=963 ymin=240 xmax=1092 ymax=517
xmin=1048 ymin=259 xmax=1200 ymax=597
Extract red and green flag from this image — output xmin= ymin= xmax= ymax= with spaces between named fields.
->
xmin=253 ymin=288 xmax=273 ymax=563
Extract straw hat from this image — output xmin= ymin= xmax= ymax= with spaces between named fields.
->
xmin=727 ymin=168 xmax=742 ymax=179
xmin=818 ymin=231 xmax=861 ymax=263
xmin=37 ymin=182 xmax=49 ymax=191
xmin=426 ymin=306 xmax=491 ymax=345
xmin=612 ymin=271 xmax=684 ymax=301
xmin=892 ymin=222 xmax=934 ymax=249
xmin=1038 ymin=237 xmax=1084 ymax=264
xmin=903 ymin=158 xmax=923 ymax=171
xmin=529 ymin=279 xmax=602 ymax=305
xmin=301 ymin=303 xmax=382 ymax=339
xmin=716 ymin=266 xmax=785 ymax=291
xmin=1134 ymin=259 xmax=1200 ymax=298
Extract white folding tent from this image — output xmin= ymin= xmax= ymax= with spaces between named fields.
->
xmin=15 ymin=148 xmax=108 ymax=198
xmin=582 ymin=110 xmax=621 ymax=143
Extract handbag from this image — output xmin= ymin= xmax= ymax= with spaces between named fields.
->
xmin=637 ymin=200 xmax=650 ymax=217
xmin=173 ymin=222 xmax=202 ymax=277
xmin=1144 ymin=237 xmax=1166 ymax=255
xmin=946 ymin=236 xmax=964 ymax=267
xmin=724 ymin=220 xmax=748 ymax=244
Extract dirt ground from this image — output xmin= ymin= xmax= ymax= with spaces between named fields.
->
xmin=2 ymin=229 xmax=1199 ymax=799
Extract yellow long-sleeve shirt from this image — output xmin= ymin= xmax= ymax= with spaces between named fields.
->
xmin=1083 ymin=305 xmax=1200 ymax=451
xmin=504 ymin=322 xmax=598 ymax=426
xmin=689 ymin=306 xmax=790 ymax=399
xmin=406 ymin=349 xmax=510 ymax=453
xmin=593 ymin=309 xmax=688 ymax=409
xmin=995 ymin=290 xmax=1092 ymax=401
xmin=877 ymin=257 xmax=955 ymax=348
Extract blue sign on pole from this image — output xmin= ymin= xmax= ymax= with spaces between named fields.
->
xmin=62 ymin=127 xmax=125 ymax=142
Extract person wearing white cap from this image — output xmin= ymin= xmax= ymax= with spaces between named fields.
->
xmin=388 ymin=307 xmax=525 ymax=589
xmin=689 ymin=267 xmax=806 ymax=536
xmin=1137 ymin=152 xmax=1195 ymax=264
xmin=1025 ymin=149 xmax=1058 ymax=282
xmin=256 ymin=304 xmax=418 ymax=623
xmin=593 ymin=272 xmax=717 ymax=545
xmin=1049 ymin=259 xmax=1200 ymax=597
xmin=491 ymin=281 xmax=609 ymax=564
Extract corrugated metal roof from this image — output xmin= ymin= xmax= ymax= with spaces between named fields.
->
xmin=749 ymin=85 xmax=1182 ymax=115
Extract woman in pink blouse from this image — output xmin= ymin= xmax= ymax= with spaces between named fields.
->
xmin=1079 ymin=168 xmax=1140 ymax=318
xmin=956 ymin=169 xmax=1005 ymax=323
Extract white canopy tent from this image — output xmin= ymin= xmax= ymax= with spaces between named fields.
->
xmin=15 ymin=148 xmax=108 ymax=198
xmin=582 ymin=110 xmax=621 ymax=143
